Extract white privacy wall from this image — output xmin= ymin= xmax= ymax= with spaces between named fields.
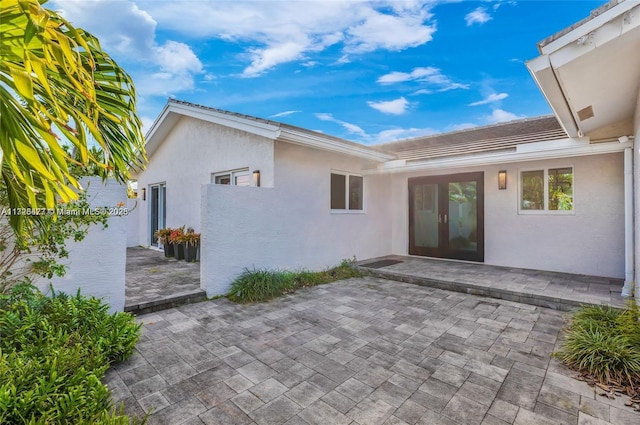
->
xmin=125 ymin=197 xmax=140 ymax=247
xmin=200 ymin=142 xmax=392 ymax=296
xmin=37 ymin=178 xmax=129 ymax=312
xmin=390 ymin=153 xmax=625 ymax=278
xmin=135 ymin=116 xmax=275 ymax=245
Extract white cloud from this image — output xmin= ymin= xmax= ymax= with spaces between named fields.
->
xmin=345 ymin=8 xmax=436 ymax=53
xmin=446 ymin=122 xmax=478 ymax=131
xmin=468 ymin=92 xmax=509 ymax=106
xmin=314 ymin=113 xmax=367 ymax=138
xmin=368 ymin=97 xmax=409 ymax=115
xmin=486 ymin=108 xmax=525 ymax=123
xmin=465 ymin=7 xmax=492 ymax=26
xmin=154 ymin=41 xmax=202 ymax=75
xmin=378 ymin=67 xmax=468 ymax=92
xmin=374 ymin=127 xmax=437 ymax=143
xmin=53 ymin=0 xmax=203 ymax=96
xmin=269 ymin=110 xmax=301 ymax=118
xmin=137 ymin=1 xmax=438 ymax=77
xmin=314 ymin=112 xmax=434 ymax=143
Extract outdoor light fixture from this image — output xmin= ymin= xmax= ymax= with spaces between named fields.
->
xmin=498 ymin=170 xmax=507 ymax=190
xmin=141 ymin=188 xmax=146 ymax=201
xmin=253 ymin=170 xmax=261 ymax=187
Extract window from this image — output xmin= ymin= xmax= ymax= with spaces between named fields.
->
xmin=212 ymin=168 xmax=250 ymax=186
xmin=331 ymin=172 xmax=363 ymax=211
xmin=520 ymin=167 xmax=573 ymax=212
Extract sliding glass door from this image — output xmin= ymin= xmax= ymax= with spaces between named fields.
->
xmin=149 ymin=183 xmax=166 ymax=247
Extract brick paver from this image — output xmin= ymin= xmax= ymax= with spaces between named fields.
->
xmin=106 ymin=277 xmax=640 ymax=424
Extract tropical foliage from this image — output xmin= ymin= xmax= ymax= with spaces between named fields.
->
xmin=0 ymin=284 xmax=143 ymax=424
xmin=555 ymin=303 xmax=640 ymax=402
xmin=0 ymin=0 xmax=146 ymax=236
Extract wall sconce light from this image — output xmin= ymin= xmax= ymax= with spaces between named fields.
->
xmin=253 ymin=170 xmax=261 ymax=187
xmin=141 ymin=188 xmax=146 ymax=200
xmin=498 ymin=170 xmax=507 ymax=190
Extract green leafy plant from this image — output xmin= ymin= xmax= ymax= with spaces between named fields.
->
xmin=228 ymin=268 xmax=296 ymax=304
xmin=1 ymin=0 xmax=146 ymax=237
xmin=0 ymin=284 xmax=143 ymax=424
xmin=228 ymin=259 xmax=362 ymax=303
xmin=555 ymin=303 xmax=640 ymax=398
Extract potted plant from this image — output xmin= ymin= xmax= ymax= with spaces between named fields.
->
xmin=168 ymin=226 xmax=185 ymax=260
xmin=181 ymin=228 xmax=200 ymax=262
xmin=154 ymin=228 xmax=174 ymax=257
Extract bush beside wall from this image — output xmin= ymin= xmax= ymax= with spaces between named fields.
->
xmin=0 ymin=284 xmax=142 ymax=424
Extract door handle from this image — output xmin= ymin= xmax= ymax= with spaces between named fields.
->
xmin=438 ymin=214 xmax=442 ymax=224
xmin=444 ymin=214 xmax=448 ymax=224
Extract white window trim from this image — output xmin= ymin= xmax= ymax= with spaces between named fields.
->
xmin=518 ymin=166 xmax=575 ymax=215
xmin=331 ymin=170 xmax=365 ymax=214
xmin=211 ymin=168 xmax=251 ymax=186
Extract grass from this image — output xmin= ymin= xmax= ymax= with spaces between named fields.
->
xmin=227 ymin=259 xmax=362 ymax=303
xmin=555 ymin=303 xmax=640 ymax=399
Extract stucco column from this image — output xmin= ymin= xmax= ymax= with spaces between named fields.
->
xmin=633 ymin=88 xmax=640 ymax=307
xmin=634 ymin=138 xmax=640 ymax=307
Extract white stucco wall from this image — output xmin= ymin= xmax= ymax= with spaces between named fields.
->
xmin=633 ymin=90 xmax=640 ymax=304
xmin=201 ymin=142 xmax=392 ymax=296
xmin=390 ymin=153 xmax=625 ymax=278
xmin=36 ymin=178 xmax=129 ymax=312
xmin=125 ymin=197 xmax=140 ymax=247
xmin=135 ymin=116 xmax=275 ymax=246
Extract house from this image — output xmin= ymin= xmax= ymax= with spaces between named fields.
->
xmin=130 ymin=0 xmax=639 ymax=304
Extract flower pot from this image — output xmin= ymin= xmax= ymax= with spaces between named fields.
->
xmin=175 ymin=243 xmax=185 ymax=260
xmin=185 ymin=243 xmax=198 ymax=262
xmin=163 ymin=242 xmax=175 ymax=258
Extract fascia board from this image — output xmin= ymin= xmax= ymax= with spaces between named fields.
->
xmin=168 ymin=102 xmax=281 ymax=139
xmin=369 ymin=140 xmax=633 ymax=175
xmin=526 ymin=55 xmax=581 ymax=137
xmin=278 ymin=128 xmax=395 ymax=162
xmin=541 ymin=0 xmax=637 ymax=55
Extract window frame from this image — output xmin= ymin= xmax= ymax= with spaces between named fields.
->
xmin=330 ymin=170 xmax=365 ymax=214
xmin=211 ymin=168 xmax=251 ymax=186
xmin=518 ymin=166 xmax=575 ymax=215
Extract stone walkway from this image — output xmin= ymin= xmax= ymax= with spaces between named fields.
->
xmin=106 ymin=276 xmax=639 ymax=425
xmin=359 ymin=256 xmax=627 ymax=311
xmin=125 ymin=247 xmax=205 ymax=314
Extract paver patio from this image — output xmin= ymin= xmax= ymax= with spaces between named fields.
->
xmin=106 ymin=276 xmax=640 ymax=425
xmin=359 ymin=256 xmax=626 ymax=311
xmin=125 ymin=247 xmax=205 ymax=314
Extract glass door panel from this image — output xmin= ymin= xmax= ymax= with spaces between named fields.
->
xmin=413 ymin=183 xmax=439 ymax=249
xmin=149 ymin=184 xmax=166 ymax=247
xmin=448 ymin=182 xmax=478 ymax=253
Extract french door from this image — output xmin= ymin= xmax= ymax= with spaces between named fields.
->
xmin=149 ymin=183 xmax=166 ymax=247
xmin=409 ymin=172 xmax=484 ymax=262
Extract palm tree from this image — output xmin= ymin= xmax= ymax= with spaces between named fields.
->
xmin=0 ymin=0 xmax=146 ymax=235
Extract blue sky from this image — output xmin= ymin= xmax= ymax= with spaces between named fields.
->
xmin=51 ymin=0 xmax=606 ymax=144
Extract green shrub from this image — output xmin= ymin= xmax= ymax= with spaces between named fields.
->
xmin=555 ymin=303 xmax=640 ymax=391
xmin=227 ymin=268 xmax=296 ymax=303
xmin=0 ymin=284 xmax=143 ymax=424
xmin=228 ymin=259 xmax=363 ymax=304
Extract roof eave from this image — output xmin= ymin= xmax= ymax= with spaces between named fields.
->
xmin=539 ymin=0 xmax=636 ymax=54
xmin=526 ymin=55 xmax=581 ymax=137
xmin=278 ymin=127 xmax=395 ymax=162
xmin=371 ymin=138 xmax=632 ymax=175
